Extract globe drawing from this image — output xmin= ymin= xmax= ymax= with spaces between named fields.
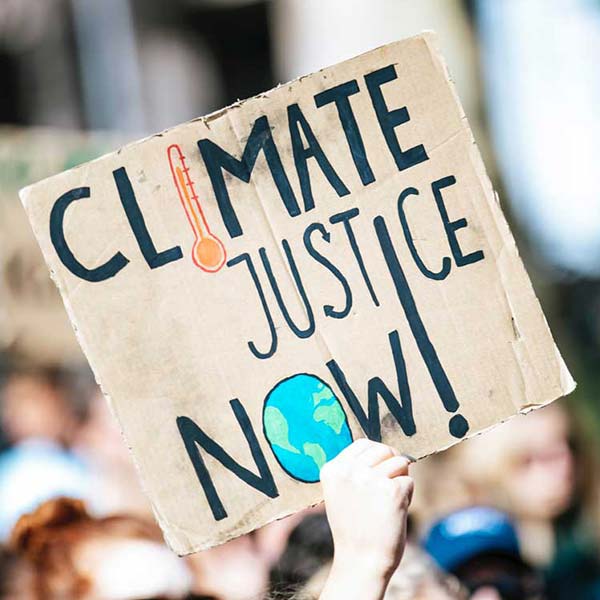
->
xmin=263 ymin=373 xmax=353 ymax=483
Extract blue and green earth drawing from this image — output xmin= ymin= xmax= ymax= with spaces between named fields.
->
xmin=262 ymin=374 xmax=353 ymax=482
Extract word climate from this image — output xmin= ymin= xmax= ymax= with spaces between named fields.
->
xmin=47 ymin=63 xmax=485 ymax=523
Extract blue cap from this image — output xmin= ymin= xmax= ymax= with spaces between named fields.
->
xmin=422 ymin=506 xmax=521 ymax=572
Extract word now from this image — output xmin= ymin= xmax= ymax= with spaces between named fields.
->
xmin=177 ymin=178 xmax=482 ymax=522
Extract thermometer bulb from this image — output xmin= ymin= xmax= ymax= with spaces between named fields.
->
xmin=168 ymin=144 xmax=226 ymax=272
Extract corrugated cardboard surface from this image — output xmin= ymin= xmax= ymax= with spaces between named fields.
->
xmin=21 ymin=33 xmax=574 ymax=554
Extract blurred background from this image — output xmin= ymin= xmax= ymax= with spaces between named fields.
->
xmin=1 ymin=1 xmax=599 ymax=599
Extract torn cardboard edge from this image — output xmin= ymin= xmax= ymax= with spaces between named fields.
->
xmin=18 ymin=31 xmax=576 ymax=556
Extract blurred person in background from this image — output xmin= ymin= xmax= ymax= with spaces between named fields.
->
xmin=0 ymin=544 xmax=31 ymax=600
xmin=186 ymin=533 xmax=269 ymax=600
xmin=269 ymin=511 xmax=333 ymax=597
xmin=381 ymin=544 xmax=465 ymax=600
xmin=449 ymin=404 xmax=600 ymax=599
xmin=0 ymin=367 xmax=90 ymax=540
xmin=297 ymin=542 xmax=465 ymax=600
xmin=187 ymin=504 xmax=321 ymax=599
xmin=77 ymin=385 xmax=271 ymax=599
xmin=423 ymin=506 xmax=546 ymax=600
xmin=255 ymin=508 xmax=321 ymax=571
xmin=0 ymin=368 xmax=77 ymax=446
xmin=73 ymin=388 xmax=150 ymax=519
xmin=3 ymin=496 xmax=194 ymax=600
xmin=0 ymin=439 xmax=414 ymax=600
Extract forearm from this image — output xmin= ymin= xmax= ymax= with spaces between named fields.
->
xmin=318 ymin=555 xmax=391 ymax=600
xmin=317 ymin=441 xmax=412 ymax=600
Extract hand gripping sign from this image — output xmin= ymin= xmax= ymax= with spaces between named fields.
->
xmin=21 ymin=33 xmax=575 ymax=554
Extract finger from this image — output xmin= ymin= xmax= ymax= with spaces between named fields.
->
xmin=334 ymin=438 xmax=392 ymax=462
xmin=399 ymin=476 xmax=415 ymax=506
xmin=356 ymin=442 xmax=397 ymax=467
xmin=373 ymin=455 xmax=410 ymax=479
xmin=334 ymin=438 xmax=371 ymax=462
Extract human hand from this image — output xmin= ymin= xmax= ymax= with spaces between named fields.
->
xmin=319 ymin=439 xmax=414 ymax=600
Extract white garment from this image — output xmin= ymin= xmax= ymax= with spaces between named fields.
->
xmin=0 ymin=438 xmax=90 ymax=540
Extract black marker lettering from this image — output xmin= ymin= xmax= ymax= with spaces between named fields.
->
xmin=49 ymin=187 xmax=129 ymax=282
xmin=330 ymin=208 xmax=379 ymax=307
xmin=227 ymin=253 xmax=278 ymax=360
xmin=260 ymin=241 xmax=315 ymax=339
xmin=177 ymin=399 xmax=279 ymax=521
xmin=288 ymin=102 xmax=350 ymax=211
xmin=432 ymin=176 xmax=485 ymax=268
xmin=198 ymin=116 xmax=300 ymax=238
xmin=314 ymin=80 xmax=375 ymax=186
xmin=398 ymin=187 xmax=451 ymax=280
xmin=374 ymin=215 xmax=469 ymax=439
xmin=114 ymin=167 xmax=182 ymax=269
xmin=365 ymin=65 xmax=428 ymax=172
xmin=304 ymin=222 xmax=353 ymax=319
xmin=327 ymin=330 xmax=416 ymax=441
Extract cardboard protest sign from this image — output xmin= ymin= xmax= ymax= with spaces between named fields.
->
xmin=0 ymin=127 xmax=123 ymax=364
xmin=21 ymin=33 xmax=575 ymax=554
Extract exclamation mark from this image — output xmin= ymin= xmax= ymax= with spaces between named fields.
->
xmin=374 ymin=215 xmax=470 ymax=439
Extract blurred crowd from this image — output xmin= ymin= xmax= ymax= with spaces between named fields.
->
xmin=1 ymin=0 xmax=600 ymax=599
xmin=1 ymin=367 xmax=600 ymax=599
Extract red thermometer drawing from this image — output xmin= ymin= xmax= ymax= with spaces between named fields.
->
xmin=167 ymin=144 xmax=226 ymax=272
